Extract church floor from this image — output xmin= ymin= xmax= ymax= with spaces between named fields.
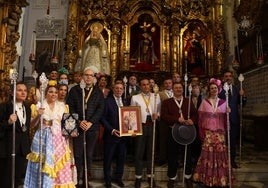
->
xmin=85 ymin=141 xmax=268 ymax=188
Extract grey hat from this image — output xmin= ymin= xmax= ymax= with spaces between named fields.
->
xmin=172 ymin=123 xmax=196 ymax=145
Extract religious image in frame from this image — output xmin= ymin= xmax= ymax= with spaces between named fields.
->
xmin=119 ymin=106 xmax=142 ymax=136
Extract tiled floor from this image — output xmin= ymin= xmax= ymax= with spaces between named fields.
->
xmin=86 ymin=141 xmax=268 ymax=188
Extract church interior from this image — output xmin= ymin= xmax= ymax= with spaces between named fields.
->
xmin=1 ymin=0 xmax=268 ymax=187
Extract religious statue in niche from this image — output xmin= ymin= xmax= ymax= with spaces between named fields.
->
xmin=130 ymin=14 xmax=160 ymax=72
xmin=184 ymin=29 xmax=206 ymax=76
xmin=81 ymin=22 xmax=110 ymax=75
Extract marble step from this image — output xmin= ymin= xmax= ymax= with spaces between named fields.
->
xmin=90 ymin=161 xmax=268 ymax=183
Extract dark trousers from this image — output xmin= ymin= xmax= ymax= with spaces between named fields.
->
xmin=103 ymin=137 xmax=126 ymax=182
xmin=0 ymin=154 xmax=26 ymax=188
xmin=73 ymin=129 xmax=99 ymax=180
xmin=158 ymin=119 xmax=169 ymax=162
xmin=135 ymin=125 xmax=153 ymax=176
xmin=167 ymin=128 xmax=192 ymax=178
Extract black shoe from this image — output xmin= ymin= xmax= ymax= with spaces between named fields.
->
xmin=167 ymin=179 xmax=175 ymax=188
xmin=113 ymin=179 xmax=125 ymax=187
xmin=135 ymin=178 xmax=142 ymax=188
xmin=231 ymin=161 xmax=239 ymax=169
xmin=105 ymin=181 xmax=112 ymax=188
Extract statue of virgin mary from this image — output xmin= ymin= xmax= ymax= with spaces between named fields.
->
xmin=81 ymin=22 xmax=110 ymax=75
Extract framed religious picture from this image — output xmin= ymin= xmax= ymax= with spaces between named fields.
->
xmin=119 ymin=106 xmax=142 ymax=136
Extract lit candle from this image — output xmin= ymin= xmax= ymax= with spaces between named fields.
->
xmin=185 ymin=51 xmax=188 ymax=57
xmin=9 ymin=68 xmax=14 ymax=79
xmin=208 ymin=52 xmax=211 ymax=59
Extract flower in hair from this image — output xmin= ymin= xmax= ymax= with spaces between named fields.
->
xmin=209 ymin=78 xmax=222 ymax=92
xmin=209 ymin=78 xmax=221 ymax=87
xmin=48 ymin=80 xmax=57 ymax=86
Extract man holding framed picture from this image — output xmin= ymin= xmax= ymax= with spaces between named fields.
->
xmin=101 ymin=83 xmax=128 ymax=188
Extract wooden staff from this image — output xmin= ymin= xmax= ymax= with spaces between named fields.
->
xmin=150 ymin=84 xmax=159 ymax=188
xmin=238 ymin=74 xmax=244 ymax=166
xmin=38 ymin=73 xmax=48 ymax=188
xmin=80 ymin=79 xmax=88 ymax=188
xmin=10 ymin=68 xmax=18 ymax=188
xmin=223 ymin=82 xmax=232 ymax=188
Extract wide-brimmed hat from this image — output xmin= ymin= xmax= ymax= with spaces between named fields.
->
xmin=172 ymin=123 xmax=196 ymax=145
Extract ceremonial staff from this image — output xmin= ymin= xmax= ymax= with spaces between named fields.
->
xmin=80 ymin=79 xmax=88 ymax=188
xmin=150 ymin=84 xmax=159 ymax=188
xmin=123 ymin=76 xmax=128 ymax=100
xmin=238 ymin=74 xmax=244 ymax=166
xmin=223 ymin=82 xmax=232 ymax=188
xmin=184 ymin=74 xmax=188 ymax=98
xmin=32 ymin=70 xmax=38 ymax=95
xmin=38 ymin=73 xmax=48 ymax=188
xmin=181 ymin=84 xmax=192 ymax=187
xmin=10 ymin=68 xmax=18 ymax=188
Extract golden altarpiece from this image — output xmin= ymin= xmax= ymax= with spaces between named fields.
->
xmin=64 ymin=0 xmax=226 ymax=83
xmin=0 ymin=0 xmax=228 ymax=87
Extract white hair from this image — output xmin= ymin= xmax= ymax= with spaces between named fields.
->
xmin=83 ymin=65 xmax=99 ymax=74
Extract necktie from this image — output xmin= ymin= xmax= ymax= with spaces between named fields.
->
xmin=117 ymin=97 xmax=123 ymax=107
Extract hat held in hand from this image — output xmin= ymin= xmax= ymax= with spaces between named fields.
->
xmin=172 ymin=123 xmax=196 ymax=145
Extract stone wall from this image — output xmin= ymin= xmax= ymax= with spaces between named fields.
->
xmin=242 ymin=65 xmax=268 ymax=149
xmin=243 ymin=65 xmax=268 ymax=117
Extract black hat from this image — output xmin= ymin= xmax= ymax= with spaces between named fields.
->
xmin=172 ymin=123 xmax=196 ymax=145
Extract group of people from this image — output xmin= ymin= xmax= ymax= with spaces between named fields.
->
xmin=0 ymin=67 xmax=246 ymax=188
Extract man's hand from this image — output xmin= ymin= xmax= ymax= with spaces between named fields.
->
xmin=8 ymin=114 xmax=17 ymax=125
xmin=80 ymin=120 xmax=92 ymax=131
xmin=112 ymin=129 xmax=121 ymax=137
xmin=239 ymin=89 xmax=245 ymax=96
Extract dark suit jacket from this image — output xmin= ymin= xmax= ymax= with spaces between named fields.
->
xmin=161 ymin=97 xmax=197 ymax=127
xmin=0 ymin=101 xmax=31 ymax=158
xmin=218 ymin=84 xmax=246 ymax=126
xmin=101 ymin=95 xmax=127 ymax=140
xmin=124 ymin=85 xmax=141 ymax=105
xmin=67 ymin=84 xmax=105 ymax=132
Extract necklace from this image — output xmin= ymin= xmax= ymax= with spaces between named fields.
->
xmin=141 ymin=93 xmax=151 ymax=113
xmin=173 ymin=97 xmax=183 ymax=114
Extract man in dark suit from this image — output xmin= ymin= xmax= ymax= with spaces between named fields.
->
xmin=67 ymin=67 xmax=105 ymax=187
xmin=125 ymin=75 xmax=141 ymax=105
xmin=101 ymin=82 xmax=127 ymax=188
xmin=0 ymin=82 xmax=31 ymax=188
xmin=219 ymin=70 xmax=246 ymax=168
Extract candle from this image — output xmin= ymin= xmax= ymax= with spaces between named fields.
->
xmin=9 ymin=68 xmax=14 ymax=78
xmin=185 ymin=51 xmax=188 ymax=57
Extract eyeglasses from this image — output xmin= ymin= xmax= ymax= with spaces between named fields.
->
xmin=83 ymin=73 xmax=95 ymax=77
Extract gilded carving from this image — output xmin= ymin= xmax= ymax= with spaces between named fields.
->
xmin=64 ymin=0 xmax=226 ymax=79
xmin=213 ymin=16 xmax=227 ymax=74
xmin=0 ymin=0 xmax=28 ymax=103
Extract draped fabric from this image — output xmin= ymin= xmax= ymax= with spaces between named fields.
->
xmin=24 ymin=101 xmax=75 ymax=188
xmin=193 ymin=98 xmax=235 ymax=187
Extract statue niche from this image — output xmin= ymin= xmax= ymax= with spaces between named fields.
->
xmin=81 ymin=22 xmax=110 ymax=75
xmin=183 ymin=21 xmax=208 ymax=76
xmin=129 ymin=14 xmax=160 ymax=72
